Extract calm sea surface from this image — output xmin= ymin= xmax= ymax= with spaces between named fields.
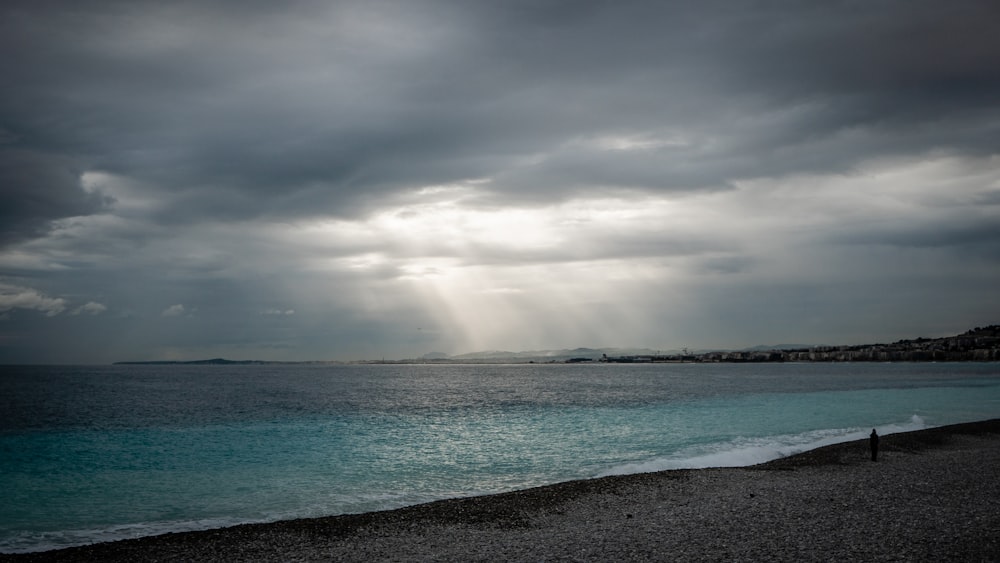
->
xmin=2 ymin=362 xmax=999 ymax=553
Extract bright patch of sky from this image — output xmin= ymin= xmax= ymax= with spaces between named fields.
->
xmin=1 ymin=0 xmax=998 ymax=362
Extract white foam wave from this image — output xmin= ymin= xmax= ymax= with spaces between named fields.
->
xmin=0 ymin=489 xmax=473 ymax=554
xmin=0 ymin=516 xmax=261 ymax=554
xmin=598 ymin=414 xmax=928 ymax=477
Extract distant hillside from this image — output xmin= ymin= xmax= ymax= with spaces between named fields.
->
xmin=685 ymin=325 xmax=1000 ymax=363
xmin=116 ymin=325 xmax=999 ymax=365
xmin=423 ymin=347 xmax=680 ymax=363
xmin=113 ymin=358 xmax=322 ymax=365
xmin=740 ymin=344 xmax=818 ymax=352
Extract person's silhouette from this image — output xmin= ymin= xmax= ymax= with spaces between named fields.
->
xmin=869 ymin=429 xmax=879 ymax=461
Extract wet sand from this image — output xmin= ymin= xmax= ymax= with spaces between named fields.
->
xmin=6 ymin=419 xmax=1000 ymax=562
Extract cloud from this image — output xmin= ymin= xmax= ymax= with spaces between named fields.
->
xmin=2 ymin=0 xmax=997 ymax=230
xmin=71 ymin=301 xmax=108 ymax=316
xmin=0 ymin=1 xmax=998 ymax=362
xmin=0 ymin=150 xmax=112 ymax=245
xmin=261 ymin=309 xmax=295 ymax=316
xmin=161 ymin=304 xmax=186 ymax=317
xmin=0 ymin=284 xmax=67 ymax=317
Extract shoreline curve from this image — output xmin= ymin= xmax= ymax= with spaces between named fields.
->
xmin=5 ymin=418 xmax=1000 ymax=561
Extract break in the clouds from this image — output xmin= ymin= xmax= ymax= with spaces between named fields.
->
xmin=1 ymin=0 xmax=999 ymax=363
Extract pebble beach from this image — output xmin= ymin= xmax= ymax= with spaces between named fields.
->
xmin=5 ymin=419 xmax=999 ymax=562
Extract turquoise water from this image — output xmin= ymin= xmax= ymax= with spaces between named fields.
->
xmin=2 ymin=362 xmax=999 ymax=553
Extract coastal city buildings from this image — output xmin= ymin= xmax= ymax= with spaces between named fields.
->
xmin=601 ymin=325 xmax=1000 ymax=363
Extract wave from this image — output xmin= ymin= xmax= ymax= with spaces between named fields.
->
xmin=0 ymin=517 xmax=261 ymax=554
xmin=0 ymin=414 xmax=934 ymax=554
xmin=597 ymin=414 xmax=929 ymax=476
xmin=0 ymin=487 xmax=478 ymax=554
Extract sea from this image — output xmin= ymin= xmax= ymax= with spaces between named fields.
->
xmin=2 ymin=362 xmax=999 ymax=553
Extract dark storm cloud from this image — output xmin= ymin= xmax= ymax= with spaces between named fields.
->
xmin=2 ymin=0 xmax=999 ymax=362
xmin=2 ymin=0 xmax=998 ymax=239
xmin=836 ymin=218 xmax=1000 ymax=256
xmin=0 ymin=149 xmax=111 ymax=244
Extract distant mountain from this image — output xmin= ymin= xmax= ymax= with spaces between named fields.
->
xmin=113 ymin=358 xmax=325 ymax=365
xmin=114 ymin=358 xmax=276 ymax=365
xmin=117 ymin=325 xmax=999 ymax=365
xmin=691 ymin=325 xmax=1000 ymax=363
xmin=427 ymin=326 xmax=1000 ymax=363
xmin=432 ymin=347 xmax=681 ymax=363
xmin=740 ymin=344 xmax=818 ymax=352
xmin=419 ymin=352 xmax=450 ymax=360
xmin=449 ymin=350 xmax=521 ymax=360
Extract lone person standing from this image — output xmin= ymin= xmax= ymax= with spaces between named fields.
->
xmin=870 ymin=429 xmax=879 ymax=461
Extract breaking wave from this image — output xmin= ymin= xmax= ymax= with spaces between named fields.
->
xmin=598 ymin=414 xmax=928 ymax=476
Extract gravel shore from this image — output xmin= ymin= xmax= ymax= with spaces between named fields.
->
xmin=6 ymin=419 xmax=1000 ymax=562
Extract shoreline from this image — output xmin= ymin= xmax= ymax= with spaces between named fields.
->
xmin=5 ymin=418 xmax=1000 ymax=561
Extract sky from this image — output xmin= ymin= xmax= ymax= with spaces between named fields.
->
xmin=1 ymin=0 xmax=999 ymax=363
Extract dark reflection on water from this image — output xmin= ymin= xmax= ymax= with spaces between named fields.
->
xmin=2 ymin=362 xmax=997 ymax=433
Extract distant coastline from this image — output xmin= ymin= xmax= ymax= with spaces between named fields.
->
xmin=115 ymin=325 xmax=1000 ymax=365
xmin=113 ymin=358 xmax=339 ymax=366
xmin=604 ymin=324 xmax=1000 ymax=364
